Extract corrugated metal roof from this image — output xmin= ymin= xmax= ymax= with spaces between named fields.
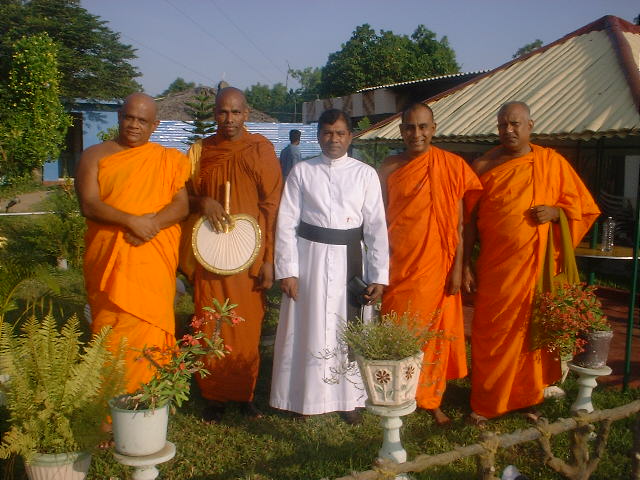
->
xmin=150 ymin=121 xmax=322 ymax=158
xmin=356 ymin=70 xmax=488 ymax=93
xmin=357 ymin=16 xmax=640 ymax=143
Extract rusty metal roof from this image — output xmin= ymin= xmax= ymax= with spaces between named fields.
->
xmin=356 ymin=16 xmax=640 ymax=143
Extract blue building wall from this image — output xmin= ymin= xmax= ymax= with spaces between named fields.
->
xmin=44 ymin=101 xmax=120 ymax=181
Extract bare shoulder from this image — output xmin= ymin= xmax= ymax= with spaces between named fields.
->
xmin=472 ymin=149 xmax=500 ymax=177
xmin=379 ymin=154 xmax=406 ymax=180
xmin=80 ymin=140 xmax=123 ymax=165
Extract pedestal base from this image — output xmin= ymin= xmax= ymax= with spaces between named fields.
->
xmin=365 ymin=400 xmax=417 ymax=480
xmin=567 ymin=363 xmax=612 ymax=413
xmin=113 ymin=442 xmax=176 ymax=480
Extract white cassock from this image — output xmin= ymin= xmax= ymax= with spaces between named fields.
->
xmin=270 ymin=153 xmax=389 ymax=415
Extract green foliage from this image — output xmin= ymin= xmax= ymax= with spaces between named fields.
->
xmin=513 ymin=39 xmax=544 ymax=58
xmin=0 ymin=0 xmax=140 ymax=99
xmin=244 ymin=82 xmax=294 ymax=122
xmin=289 ymin=67 xmax=322 ymax=102
xmin=96 ymin=126 xmax=119 ymax=142
xmin=115 ymin=298 xmax=240 ymax=411
xmin=184 ymin=91 xmax=216 ymax=145
xmin=319 ymin=24 xmax=460 ymax=97
xmin=161 ymin=77 xmax=196 ymax=96
xmin=353 ymin=142 xmax=391 ymax=170
xmin=341 ymin=311 xmax=437 ymax=360
xmin=0 ymin=315 xmax=125 ymax=460
xmin=36 ymin=180 xmax=86 ymax=266
xmin=0 ymin=32 xmax=71 ymax=182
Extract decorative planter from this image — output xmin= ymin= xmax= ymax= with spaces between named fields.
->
xmin=572 ymin=330 xmax=614 ymax=369
xmin=24 ymin=451 xmax=91 ymax=480
xmin=109 ymin=397 xmax=169 ymax=457
xmin=356 ymin=352 xmax=424 ymax=406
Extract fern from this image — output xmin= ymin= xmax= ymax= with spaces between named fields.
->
xmin=0 ymin=315 xmax=125 ymax=461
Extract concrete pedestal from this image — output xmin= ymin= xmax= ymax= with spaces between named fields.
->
xmin=113 ymin=442 xmax=176 ymax=480
xmin=568 ymin=363 xmax=612 ymax=413
xmin=365 ymin=400 xmax=416 ymax=480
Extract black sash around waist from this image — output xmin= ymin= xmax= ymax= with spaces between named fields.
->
xmin=297 ymin=221 xmax=364 ymax=334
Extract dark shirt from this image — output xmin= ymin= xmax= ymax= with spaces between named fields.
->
xmin=279 ymin=143 xmax=301 ymax=178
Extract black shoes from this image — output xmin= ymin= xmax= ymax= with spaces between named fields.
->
xmin=339 ymin=409 xmax=363 ymax=425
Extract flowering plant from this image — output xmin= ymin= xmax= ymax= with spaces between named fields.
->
xmin=534 ymin=283 xmax=610 ymax=358
xmin=113 ymin=298 xmax=243 ymax=412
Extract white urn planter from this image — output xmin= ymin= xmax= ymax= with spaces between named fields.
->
xmin=24 ymin=451 xmax=91 ymax=480
xmin=356 ymin=351 xmax=424 ymax=406
xmin=109 ymin=398 xmax=169 ymax=457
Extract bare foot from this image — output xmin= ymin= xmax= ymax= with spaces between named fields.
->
xmin=427 ymin=407 xmax=451 ymax=426
xmin=519 ymin=406 xmax=542 ymax=423
xmin=466 ymin=411 xmax=488 ymax=427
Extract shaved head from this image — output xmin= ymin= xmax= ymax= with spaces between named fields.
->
xmin=401 ymin=103 xmax=434 ymax=123
xmin=118 ymin=92 xmax=159 ymax=147
xmin=216 ymin=87 xmax=248 ymax=110
xmin=215 ymin=87 xmax=249 ymax=140
xmin=122 ymin=92 xmax=158 ymax=118
xmin=498 ymin=101 xmax=530 ymax=120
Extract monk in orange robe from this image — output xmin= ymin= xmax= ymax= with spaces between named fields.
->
xmin=380 ymin=103 xmax=482 ymax=425
xmin=186 ymin=87 xmax=282 ymax=421
xmin=76 ymin=93 xmax=190 ymax=394
xmin=463 ymin=102 xmax=600 ymax=422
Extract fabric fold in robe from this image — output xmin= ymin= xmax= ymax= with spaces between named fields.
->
xmin=84 ymin=142 xmax=190 ymax=393
xmin=382 ymin=146 xmax=482 ymax=409
xmin=467 ymin=144 xmax=600 ymax=418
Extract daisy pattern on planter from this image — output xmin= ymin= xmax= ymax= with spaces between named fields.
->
xmin=375 ymin=369 xmax=391 ymax=384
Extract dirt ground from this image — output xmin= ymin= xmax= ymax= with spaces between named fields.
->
xmin=0 ymin=190 xmax=50 ymax=213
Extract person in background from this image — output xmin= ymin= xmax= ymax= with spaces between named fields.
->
xmin=279 ymin=129 xmax=302 ymax=178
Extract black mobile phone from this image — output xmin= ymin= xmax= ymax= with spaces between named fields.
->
xmin=348 ymin=276 xmax=369 ymax=305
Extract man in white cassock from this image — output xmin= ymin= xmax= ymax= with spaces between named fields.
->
xmin=270 ymin=109 xmax=389 ymax=424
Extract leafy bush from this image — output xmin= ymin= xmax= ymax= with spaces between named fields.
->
xmin=0 ymin=315 xmax=125 ymax=460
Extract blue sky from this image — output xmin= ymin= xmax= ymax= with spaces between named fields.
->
xmin=82 ymin=0 xmax=638 ymax=96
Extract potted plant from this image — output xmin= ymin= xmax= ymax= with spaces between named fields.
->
xmin=109 ymin=298 xmax=242 ymax=456
xmin=535 ymin=283 xmax=613 ymax=369
xmin=0 ymin=314 xmax=125 ymax=480
xmin=341 ymin=311 xmax=436 ymax=407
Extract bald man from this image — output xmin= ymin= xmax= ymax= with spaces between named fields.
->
xmin=76 ymin=93 xmax=190 ymax=393
xmin=463 ymin=101 xmax=600 ymax=423
xmin=185 ymin=87 xmax=282 ymax=421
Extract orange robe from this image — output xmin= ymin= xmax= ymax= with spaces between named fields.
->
xmin=84 ymin=142 xmax=190 ymax=393
xmin=382 ymin=147 xmax=482 ymax=409
xmin=468 ymin=144 xmax=600 ymax=418
xmin=190 ymin=130 xmax=282 ymax=402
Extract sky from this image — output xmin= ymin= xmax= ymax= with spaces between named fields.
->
xmin=81 ymin=0 xmax=639 ymax=97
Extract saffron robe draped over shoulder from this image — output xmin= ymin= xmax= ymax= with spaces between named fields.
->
xmin=84 ymin=142 xmax=190 ymax=393
xmin=468 ymin=144 xmax=600 ymax=418
xmin=382 ymin=146 xmax=482 ymax=409
xmin=190 ymin=130 xmax=282 ymax=402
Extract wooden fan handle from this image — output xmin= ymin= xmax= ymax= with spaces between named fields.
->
xmin=224 ymin=181 xmax=230 ymax=214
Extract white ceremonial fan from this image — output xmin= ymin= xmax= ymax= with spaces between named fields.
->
xmin=192 ymin=181 xmax=262 ymax=275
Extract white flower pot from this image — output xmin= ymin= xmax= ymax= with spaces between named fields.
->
xmin=24 ymin=451 xmax=91 ymax=480
xmin=109 ymin=397 xmax=169 ymax=456
xmin=356 ymin=351 xmax=424 ymax=406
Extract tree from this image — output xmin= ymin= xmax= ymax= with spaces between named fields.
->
xmin=318 ymin=24 xmax=459 ymax=97
xmin=184 ymin=91 xmax=216 ymax=145
xmin=513 ymin=39 xmax=543 ymax=58
xmin=289 ymin=67 xmax=321 ymax=102
xmin=0 ymin=0 xmax=140 ymax=100
xmin=0 ymin=33 xmax=71 ymax=182
xmin=160 ymin=77 xmax=196 ymax=97
xmin=244 ymin=83 xmax=297 ymax=122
